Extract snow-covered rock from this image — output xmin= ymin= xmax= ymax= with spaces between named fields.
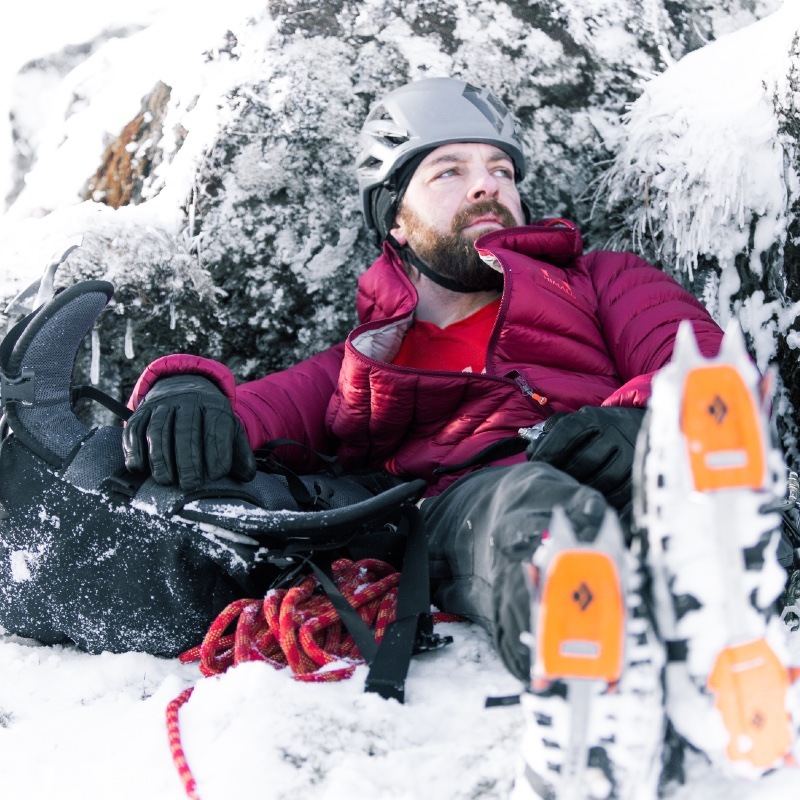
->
xmin=601 ymin=0 xmax=800 ymax=460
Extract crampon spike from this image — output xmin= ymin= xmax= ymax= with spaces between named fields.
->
xmin=673 ymin=318 xmax=704 ymax=363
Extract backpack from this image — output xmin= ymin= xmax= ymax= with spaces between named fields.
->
xmin=0 ymin=280 xmax=447 ymax=701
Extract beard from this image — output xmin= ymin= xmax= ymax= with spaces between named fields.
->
xmin=397 ymin=199 xmax=518 ymax=291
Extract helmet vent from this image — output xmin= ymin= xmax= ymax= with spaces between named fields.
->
xmin=370 ymin=121 xmax=409 ymax=145
xmin=369 ymin=104 xmax=394 ymax=122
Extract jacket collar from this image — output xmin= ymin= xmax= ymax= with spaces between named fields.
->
xmin=356 ymin=220 xmax=584 ymax=324
xmin=474 ymin=219 xmax=583 ymax=267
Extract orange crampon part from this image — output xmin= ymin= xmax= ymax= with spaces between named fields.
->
xmin=534 ymin=550 xmax=625 ymax=683
xmin=707 ymin=638 xmax=794 ymax=770
xmin=681 ymin=364 xmax=766 ymax=492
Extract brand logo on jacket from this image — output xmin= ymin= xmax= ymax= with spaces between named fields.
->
xmin=540 ymin=268 xmax=576 ymax=299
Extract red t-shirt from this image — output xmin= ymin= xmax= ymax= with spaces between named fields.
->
xmin=392 ymin=298 xmax=501 ymax=373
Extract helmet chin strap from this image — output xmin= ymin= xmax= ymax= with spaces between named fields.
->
xmin=387 ymin=236 xmax=489 ymax=294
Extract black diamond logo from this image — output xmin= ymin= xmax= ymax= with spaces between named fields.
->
xmin=572 ymin=582 xmax=593 ymax=611
xmin=463 ymin=85 xmax=505 ymax=134
xmin=708 ymin=395 xmax=728 ymax=424
xmin=751 ymin=711 xmax=765 ymax=729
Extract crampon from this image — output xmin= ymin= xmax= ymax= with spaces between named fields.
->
xmin=513 ymin=506 xmax=665 ymax=799
xmin=636 ymin=320 xmax=800 ymax=776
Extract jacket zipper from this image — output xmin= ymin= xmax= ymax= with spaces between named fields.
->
xmin=510 ymin=371 xmax=555 ymax=417
xmin=349 ymin=326 xmax=557 ymax=417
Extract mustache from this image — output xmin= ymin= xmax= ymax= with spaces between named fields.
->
xmin=452 ymin=199 xmax=518 ymax=233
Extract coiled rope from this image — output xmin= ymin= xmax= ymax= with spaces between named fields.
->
xmin=166 ymin=557 xmax=458 ymax=799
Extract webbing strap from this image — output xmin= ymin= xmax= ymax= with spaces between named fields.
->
xmin=255 ymin=438 xmax=343 ymax=510
xmin=258 ymin=438 xmax=341 ymax=471
xmin=71 ymin=384 xmax=132 ymax=422
xmin=305 ymin=558 xmax=379 ymax=664
xmin=296 ymin=503 xmax=432 ymax=703
xmin=364 ymin=505 xmax=429 ymax=703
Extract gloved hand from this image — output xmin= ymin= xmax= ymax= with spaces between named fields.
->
xmin=123 ymin=375 xmax=256 ymax=491
xmin=525 ymin=406 xmax=646 ymax=510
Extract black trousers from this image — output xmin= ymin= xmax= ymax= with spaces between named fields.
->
xmin=421 ymin=461 xmax=614 ymax=682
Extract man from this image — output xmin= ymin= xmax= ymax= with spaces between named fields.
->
xmin=123 ymin=79 xmax=795 ymax=797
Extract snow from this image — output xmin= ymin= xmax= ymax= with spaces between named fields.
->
xmin=598 ymin=0 xmax=800 ymax=449
xmin=0 ymin=2 xmax=799 ymax=799
xmin=603 ymin=1 xmax=800 ymax=281
xmin=0 ymin=623 xmax=524 ymax=799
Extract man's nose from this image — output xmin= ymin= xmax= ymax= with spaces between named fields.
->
xmin=467 ymin=169 xmax=500 ymax=201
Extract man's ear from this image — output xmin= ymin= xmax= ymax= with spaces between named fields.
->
xmin=390 ymin=215 xmax=408 ymax=246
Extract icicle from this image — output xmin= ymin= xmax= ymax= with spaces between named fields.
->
xmin=91 ymin=329 xmax=100 ymax=385
xmin=188 ymin=183 xmax=196 ymax=239
xmin=170 ymin=303 xmax=176 ymax=330
xmin=124 ymin=318 xmax=134 ymax=359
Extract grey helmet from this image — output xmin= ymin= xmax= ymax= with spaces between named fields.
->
xmin=356 ymin=77 xmax=526 ymax=241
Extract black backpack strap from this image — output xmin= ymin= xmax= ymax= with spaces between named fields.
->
xmin=255 ymin=439 xmax=344 ymax=510
xmin=256 ymin=438 xmax=343 ymax=475
xmin=273 ymin=495 xmax=450 ymax=703
xmin=304 ymin=557 xmax=380 ymax=664
xmin=71 ymin=384 xmax=132 ymax=422
xmin=364 ymin=503 xmax=451 ymax=702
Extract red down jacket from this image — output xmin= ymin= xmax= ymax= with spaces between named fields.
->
xmin=131 ymin=220 xmax=724 ymax=495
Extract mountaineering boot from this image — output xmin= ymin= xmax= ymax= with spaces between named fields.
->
xmin=635 ymin=319 xmax=800 ymax=776
xmin=512 ymin=506 xmax=665 ymax=800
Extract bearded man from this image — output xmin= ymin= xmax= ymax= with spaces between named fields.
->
xmin=123 ymin=79 xmax=795 ymax=797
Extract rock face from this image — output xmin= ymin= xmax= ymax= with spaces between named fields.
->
xmin=778 ymin=40 xmax=800 ymax=456
xmin=83 ymin=81 xmax=177 ymax=210
xmin=3 ymin=0 xmax=798 ymax=459
xmin=185 ymin=0 xmax=691 ymax=377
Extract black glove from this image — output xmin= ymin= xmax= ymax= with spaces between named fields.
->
xmin=123 ymin=375 xmax=256 ymax=491
xmin=525 ymin=406 xmax=646 ymax=510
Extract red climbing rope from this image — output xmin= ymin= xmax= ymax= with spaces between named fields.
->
xmin=166 ymin=688 xmax=199 ymax=800
xmin=166 ymin=558 xmax=459 ymax=799
xmin=179 ymin=557 xmax=401 ymax=679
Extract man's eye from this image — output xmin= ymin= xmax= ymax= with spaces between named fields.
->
xmin=493 ymin=167 xmax=514 ymax=179
xmin=434 ymin=168 xmax=458 ymax=180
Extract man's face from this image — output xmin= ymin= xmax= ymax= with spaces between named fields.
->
xmin=390 ymin=142 xmax=525 ymax=290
